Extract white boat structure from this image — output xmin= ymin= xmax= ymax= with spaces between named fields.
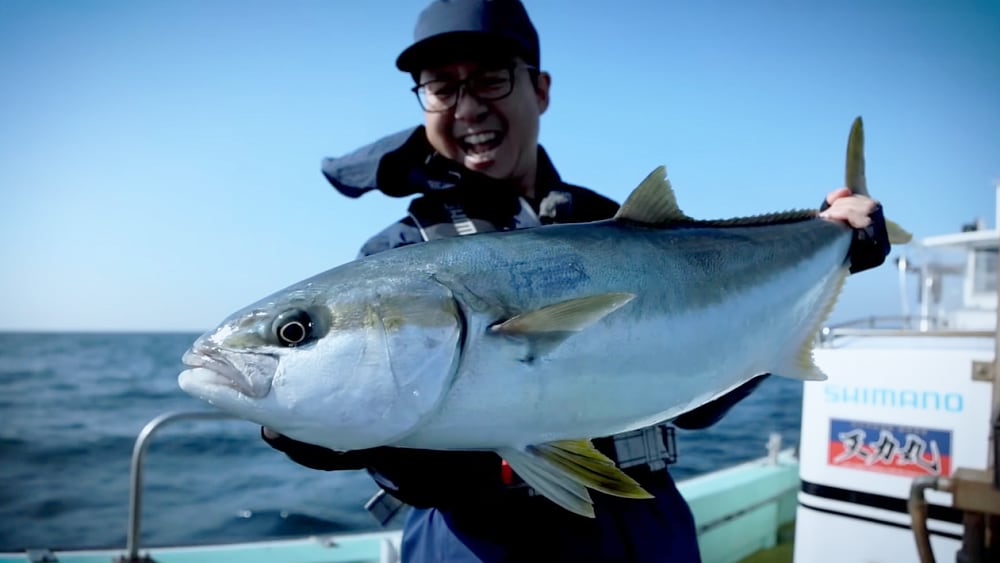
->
xmin=794 ymin=183 xmax=1000 ymax=563
xmin=4 ymin=187 xmax=998 ymax=563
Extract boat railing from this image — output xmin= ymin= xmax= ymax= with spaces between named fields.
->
xmin=114 ymin=410 xmax=242 ymax=563
xmin=816 ymin=315 xmax=995 ymax=346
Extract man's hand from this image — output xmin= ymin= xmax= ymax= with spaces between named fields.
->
xmin=816 ymin=187 xmax=890 ymax=274
xmin=818 ymin=187 xmax=879 ymax=229
xmin=261 ymin=426 xmax=371 ymax=471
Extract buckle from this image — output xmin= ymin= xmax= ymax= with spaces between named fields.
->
xmin=612 ymin=424 xmax=677 ymax=471
xmin=364 ymin=489 xmax=407 ymax=527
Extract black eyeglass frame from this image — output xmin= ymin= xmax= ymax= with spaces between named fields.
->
xmin=410 ymin=64 xmax=539 ymax=113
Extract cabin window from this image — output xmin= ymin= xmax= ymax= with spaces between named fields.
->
xmin=972 ymin=247 xmax=998 ymax=297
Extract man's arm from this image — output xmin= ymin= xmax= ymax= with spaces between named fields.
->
xmin=672 ymin=374 xmax=771 ymax=430
xmin=262 ymin=426 xmax=507 ymax=508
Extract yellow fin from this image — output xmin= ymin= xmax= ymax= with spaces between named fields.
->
xmin=791 ymin=269 xmax=851 ymax=381
xmin=614 ymin=166 xmax=692 ymax=225
xmin=498 ymin=440 xmax=653 ymax=518
xmin=491 ymin=293 xmax=635 ymax=335
xmin=845 ymin=117 xmax=870 ymax=198
xmin=490 ymin=293 xmax=636 ymax=362
xmin=887 ymin=220 xmax=912 ymax=245
xmin=844 ymin=116 xmax=913 ymax=246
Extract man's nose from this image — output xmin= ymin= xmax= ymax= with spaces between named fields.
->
xmin=453 ymin=86 xmax=487 ymax=121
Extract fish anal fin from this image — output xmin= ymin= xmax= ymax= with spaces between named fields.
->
xmin=499 ymin=440 xmax=653 ymax=518
xmin=614 ymin=166 xmax=692 ymax=225
xmin=786 ymin=362 xmax=828 ymax=382
xmin=785 ymin=269 xmax=851 ymax=382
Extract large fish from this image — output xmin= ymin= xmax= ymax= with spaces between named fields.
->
xmin=179 ymin=117 xmax=910 ymax=517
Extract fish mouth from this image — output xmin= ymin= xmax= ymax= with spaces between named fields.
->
xmin=180 ymin=348 xmax=273 ymax=399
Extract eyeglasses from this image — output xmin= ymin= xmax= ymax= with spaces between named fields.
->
xmin=411 ymin=65 xmax=537 ymax=113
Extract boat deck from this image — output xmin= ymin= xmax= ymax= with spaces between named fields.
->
xmin=738 ymin=522 xmax=794 ymax=563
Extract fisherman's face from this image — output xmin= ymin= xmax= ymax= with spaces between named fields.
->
xmin=417 ymin=57 xmax=551 ymax=193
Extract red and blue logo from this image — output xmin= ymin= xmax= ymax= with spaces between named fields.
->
xmin=827 ymin=418 xmax=952 ymax=477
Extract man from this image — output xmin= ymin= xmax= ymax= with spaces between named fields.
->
xmin=263 ymin=1 xmax=890 ymax=561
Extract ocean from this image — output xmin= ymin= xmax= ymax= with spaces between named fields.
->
xmin=0 ymin=332 xmax=803 ymax=552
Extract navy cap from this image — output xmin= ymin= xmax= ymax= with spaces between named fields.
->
xmin=396 ymin=0 xmax=540 ymax=73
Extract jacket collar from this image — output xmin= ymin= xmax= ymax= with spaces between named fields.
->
xmin=321 ymin=125 xmax=563 ymax=203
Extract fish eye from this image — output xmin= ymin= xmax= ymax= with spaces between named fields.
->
xmin=272 ymin=309 xmax=312 ymax=347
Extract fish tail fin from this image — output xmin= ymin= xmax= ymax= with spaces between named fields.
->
xmin=845 ymin=117 xmax=912 ymax=245
xmin=771 ymin=117 xmax=910 ymax=383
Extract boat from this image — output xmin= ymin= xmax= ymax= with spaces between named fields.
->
xmin=791 ymin=183 xmax=1000 ymax=563
xmin=4 ymin=186 xmax=997 ymax=563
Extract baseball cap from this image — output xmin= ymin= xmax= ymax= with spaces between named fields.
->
xmin=396 ymin=0 xmax=540 ymax=73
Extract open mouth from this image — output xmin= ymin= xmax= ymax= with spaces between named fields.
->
xmin=458 ymin=130 xmax=503 ymax=159
xmin=181 ymin=348 xmax=262 ymax=398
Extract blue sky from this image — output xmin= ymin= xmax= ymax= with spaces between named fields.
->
xmin=1 ymin=0 xmax=998 ymax=332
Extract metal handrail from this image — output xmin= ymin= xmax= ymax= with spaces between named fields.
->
xmin=821 ymin=328 xmax=994 ymax=339
xmin=116 ymin=410 xmax=241 ymax=563
xmin=822 ymin=315 xmax=942 ymax=330
xmin=816 ymin=314 xmax=995 ymax=346
xmin=908 ymin=475 xmax=955 ymax=563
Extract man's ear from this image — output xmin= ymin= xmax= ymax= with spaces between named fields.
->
xmin=535 ymin=71 xmax=551 ymax=114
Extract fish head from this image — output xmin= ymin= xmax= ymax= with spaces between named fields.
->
xmin=178 ymin=271 xmax=464 ymax=451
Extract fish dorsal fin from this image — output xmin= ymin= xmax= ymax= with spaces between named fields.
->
xmin=498 ymin=440 xmax=653 ymax=518
xmin=490 ymin=293 xmax=635 ymax=362
xmin=614 ymin=166 xmax=692 ymax=225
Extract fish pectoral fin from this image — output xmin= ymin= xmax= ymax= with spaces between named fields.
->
xmin=490 ymin=293 xmax=635 ymax=361
xmin=614 ymin=166 xmax=693 ymax=225
xmin=498 ymin=440 xmax=653 ymax=518
xmin=492 ymin=293 xmax=636 ymax=334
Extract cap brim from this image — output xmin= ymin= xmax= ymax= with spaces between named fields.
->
xmin=396 ymin=32 xmax=526 ymax=72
